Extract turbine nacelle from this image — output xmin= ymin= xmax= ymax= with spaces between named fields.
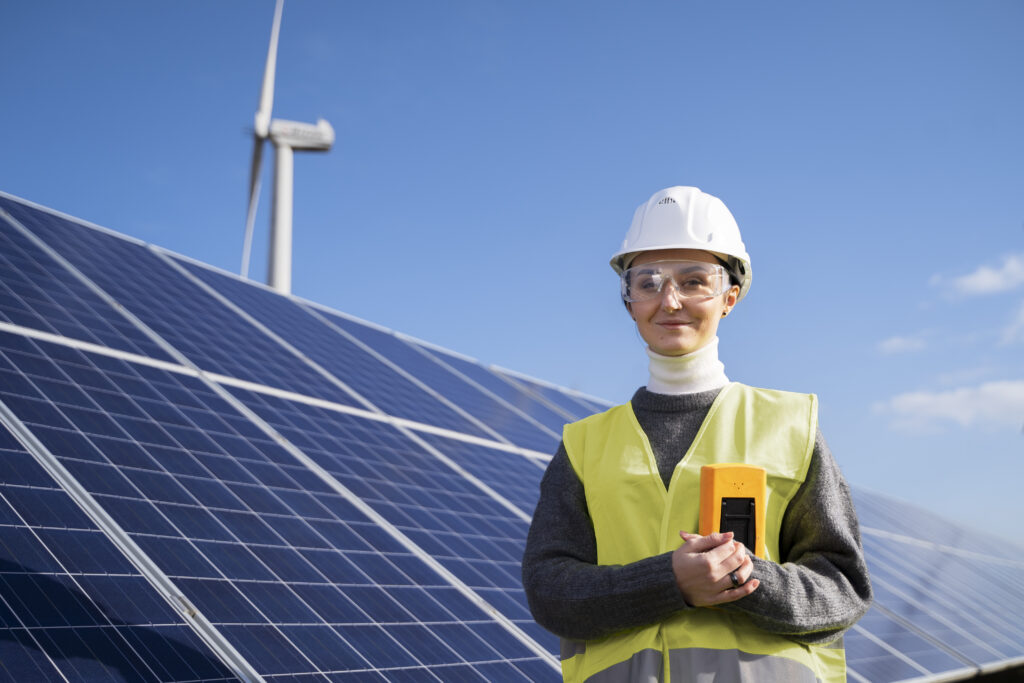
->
xmin=269 ymin=118 xmax=334 ymax=151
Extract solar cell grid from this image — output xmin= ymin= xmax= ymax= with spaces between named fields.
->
xmin=854 ymin=492 xmax=1024 ymax=673
xmin=864 ymin=536 xmax=1024 ymax=659
xmin=493 ymin=371 xmax=604 ymax=423
xmin=869 ymin=579 xmax=995 ymax=667
xmin=491 ymin=370 xmax=589 ymax=423
xmin=860 ymin=607 xmax=967 ymax=675
xmin=415 ymin=434 xmax=547 ymax=514
xmin=0 ymin=205 xmax=173 ymax=363
xmin=410 ymin=345 xmax=568 ymax=438
xmin=0 ymin=415 xmax=236 ymax=682
xmin=310 ymin=308 xmax=558 ymax=453
xmin=0 ymin=330 xmax=557 ymax=680
xmin=854 ymin=488 xmax=1024 ymax=562
xmin=1 ymin=198 xmax=356 ymax=409
xmin=845 ymin=616 xmax=938 ymax=682
xmin=172 ymin=256 xmax=494 ymax=441
xmin=229 ymin=388 xmax=559 ymax=656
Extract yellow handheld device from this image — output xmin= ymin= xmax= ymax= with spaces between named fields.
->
xmin=698 ymin=464 xmax=767 ymax=558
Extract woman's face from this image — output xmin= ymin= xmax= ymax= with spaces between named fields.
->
xmin=626 ymin=248 xmax=739 ymax=356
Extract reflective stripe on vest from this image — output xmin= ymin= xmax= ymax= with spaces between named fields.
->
xmin=560 ymin=383 xmax=846 ymax=683
xmin=584 ymin=647 xmax=825 ymax=683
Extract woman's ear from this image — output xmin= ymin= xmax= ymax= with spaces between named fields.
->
xmin=624 ymin=301 xmax=635 ymax=320
xmin=721 ymin=285 xmax=740 ymax=317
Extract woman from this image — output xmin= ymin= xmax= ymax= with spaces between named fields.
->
xmin=522 ymin=186 xmax=872 ymax=682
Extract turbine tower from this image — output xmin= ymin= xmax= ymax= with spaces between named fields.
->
xmin=241 ymin=0 xmax=334 ymax=295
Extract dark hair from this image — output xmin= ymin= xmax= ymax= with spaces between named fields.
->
xmin=714 ymin=256 xmax=740 ymax=288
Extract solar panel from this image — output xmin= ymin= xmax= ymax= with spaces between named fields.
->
xmin=308 ymin=307 xmax=560 ymax=453
xmin=403 ymin=344 xmax=569 ymax=438
xmin=228 ymin=388 xmax=552 ymax=649
xmin=169 ymin=254 xmax=496 ymax=442
xmin=0 ymin=417 xmax=238 ymax=682
xmin=492 ymin=369 xmax=612 ymax=422
xmin=0 ymin=190 xmax=1022 ymax=682
xmin=0 ymin=197 xmax=356 ymax=407
xmin=0 ymin=330 xmax=555 ymax=681
xmin=0 ymin=205 xmax=172 ymax=363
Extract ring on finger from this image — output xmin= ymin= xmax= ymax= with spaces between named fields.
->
xmin=729 ymin=571 xmax=741 ymax=588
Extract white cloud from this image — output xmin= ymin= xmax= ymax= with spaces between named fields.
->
xmin=876 ymin=380 xmax=1024 ymax=431
xmin=878 ymin=335 xmax=926 ymax=354
xmin=943 ymin=253 xmax=1024 ymax=297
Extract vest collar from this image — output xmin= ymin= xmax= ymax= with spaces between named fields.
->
xmin=646 ymin=337 xmax=729 ymax=395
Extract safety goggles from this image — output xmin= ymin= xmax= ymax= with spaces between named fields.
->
xmin=620 ymin=260 xmax=730 ymax=303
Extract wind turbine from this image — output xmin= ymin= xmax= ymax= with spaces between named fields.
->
xmin=241 ymin=0 xmax=334 ymax=295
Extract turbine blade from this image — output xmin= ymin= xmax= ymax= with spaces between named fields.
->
xmin=254 ymin=0 xmax=283 ymax=138
xmin=241 ymin=136 xmax=264 ymax=278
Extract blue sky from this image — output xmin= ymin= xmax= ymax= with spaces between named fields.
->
xmin=3 ymin=1 xmax=1023 ymax=545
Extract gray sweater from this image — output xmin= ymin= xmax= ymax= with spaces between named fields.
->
xmin=521 ymin=386 xmax=872 ymax=644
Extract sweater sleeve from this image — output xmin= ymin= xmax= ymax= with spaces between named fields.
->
xmin=521 ymin=442 xmax=690 ymax=641
xmin=719 ymin=430 xmax=873 ymax=644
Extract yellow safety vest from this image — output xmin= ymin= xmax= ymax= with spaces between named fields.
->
xmin=561 ymin=383 xmax=846 ymax=683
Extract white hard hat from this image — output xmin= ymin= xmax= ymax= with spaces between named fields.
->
xmin=610 ymin=186 xmax=752 ymax=301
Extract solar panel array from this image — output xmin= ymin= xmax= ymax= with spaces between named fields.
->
xmin=0 ymin=191 xmax=1021 ymax=682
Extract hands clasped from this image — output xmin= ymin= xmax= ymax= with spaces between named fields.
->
xmin=671 ymin=531 xmax=759 ymax=607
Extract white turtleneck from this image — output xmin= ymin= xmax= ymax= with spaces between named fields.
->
xmin=646 ymin=337 xmax=730 ymax=395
